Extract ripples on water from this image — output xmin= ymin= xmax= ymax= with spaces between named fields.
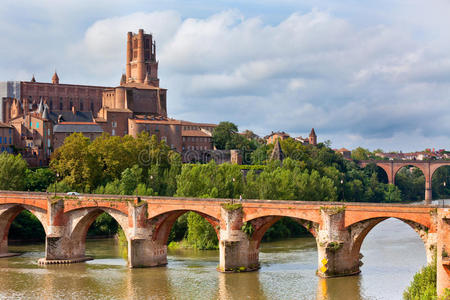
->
xmin=0 ymin=218 xmax=426 ymax=299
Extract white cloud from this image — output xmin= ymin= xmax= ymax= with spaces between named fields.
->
xmin=1 ymin=3 xmax=450 ymax=152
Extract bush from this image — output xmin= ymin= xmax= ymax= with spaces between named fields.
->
xmin=403 ymin=260 xmax=436 ymax=300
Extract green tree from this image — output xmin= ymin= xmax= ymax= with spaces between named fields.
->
xmin=186 ymin=212 xmax=218 ymax=250
xmin=403 ymin=260 xmax=436 ymax=300
xmin=212 ymin=121 xmax=239 ymax=150
xmin=351 ymin=147 xmax=372 ymax=161
xmin=50 ymin=133 xmax=99 ymax=191
xmin=120 ymin=165 xmax=142 ymax=195
xmin=25 ymin=168 xmax=55 ymax=192
xmin=0 ymin=152 xmax=28 ymax=190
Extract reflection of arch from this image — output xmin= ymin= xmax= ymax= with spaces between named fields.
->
xmin=246 ymin=215 xmax=318 ymax=248
xmin=149 ymin=210 xmax=220 ymax=244
xmin=349 ymin=217 xmax=431 ymax=263
xmin=0 ymin=204 xmax=47 ymax=253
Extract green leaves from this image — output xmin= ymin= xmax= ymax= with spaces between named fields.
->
xmin=0 ymin=152 xmax=28 ymax=190
xmin=403 ymin=260 xmax=437 ymax=300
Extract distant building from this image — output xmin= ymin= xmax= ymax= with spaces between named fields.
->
xmin=336 ymin=148 xmax=351 ymax=159
xmin=265 ymin=131 xmax=290 ymax=144
xmin=0 ymin=122 xmax=13 ymax=153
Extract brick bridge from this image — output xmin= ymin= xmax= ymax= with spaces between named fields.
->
xmin=0 ymin=191 xmax=449 ymax=296
xmin=360 ymin=160 xmax=450 ymax=204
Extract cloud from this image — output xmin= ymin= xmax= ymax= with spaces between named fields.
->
xmin=1 ymin=3 xmax=450 ymax=151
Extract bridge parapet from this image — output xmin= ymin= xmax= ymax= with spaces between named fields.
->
xmin=0 ymin=190 xmax=448 ymax=294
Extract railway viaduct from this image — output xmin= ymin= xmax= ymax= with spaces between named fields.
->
xmin=359 ymin=160 xmax=450 ymax=204
xmin=0 ymin=191 xmax=448 ymax=296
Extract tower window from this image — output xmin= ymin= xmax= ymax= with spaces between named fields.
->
xmin=145 ymin=39 xmax=150 ymax=49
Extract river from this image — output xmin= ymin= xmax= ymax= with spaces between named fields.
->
xmin=0 ymin=218 xmax=426 ymax=299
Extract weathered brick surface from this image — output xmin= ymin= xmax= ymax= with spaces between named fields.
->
xmin=0 ymin=190 xmax=447 ymax=294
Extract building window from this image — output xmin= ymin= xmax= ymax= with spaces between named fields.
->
xmin=80 ymin=101 xmax=84 ymax=111
xmin=36 ymin=122 xmax=39 ymax=129
xmin=91 ymin=102 xmax=94 ymax=111
xmin=60 ymin=101 xmax=63 ymax=110
xmin=112 ymin=129 xmax=115 ymax=136
xmin=112 ymin=121 xmax=117 ymax=128
xmin=49 ymin=99 xmax=53 ymax=110
xmin=48 ymin=129 xmax=51 ymax=135
xmin=30 ymin=121 xmax=32 ymax=127
xmin=69 ymin=99 xmax=73 ymax=108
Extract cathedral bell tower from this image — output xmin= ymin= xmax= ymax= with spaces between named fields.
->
xmin=126 ymin=29 xmax=159 ymax=86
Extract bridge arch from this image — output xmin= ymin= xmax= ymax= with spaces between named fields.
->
xmin=148 ymin=209 xmax=220 ymax=244
xmin=431 ymin=165 xmax=450 ymax=199
xmin=63 ymin=207 xmax=129 ymax=259
xmin=0 ymin=204 xmax=47 ymax=255
xmin=348 ymin=217 xmax=434 ymax=264
xmin=244 ymin=215 xmax=319 ymax=251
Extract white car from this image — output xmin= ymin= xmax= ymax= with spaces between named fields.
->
xmin=67 ymin=192 xmax=80 ymax=196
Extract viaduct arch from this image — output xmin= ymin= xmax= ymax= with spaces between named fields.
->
xmin=0 ymin=191 xmax=448 ymax=297
xmin=360 ymin=160 xmax=450 ymax=204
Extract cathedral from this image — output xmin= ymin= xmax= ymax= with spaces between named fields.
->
xmin=0 ymin=29 xmax=216 ymax=166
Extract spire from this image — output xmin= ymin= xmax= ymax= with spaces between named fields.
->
xmin=52 ymin=71 xmax=59 ymax=84
xmin=120 ymin=73 xmax=126 ymax=85
xmin=37 ymin=98 xmax=44 ymax=114
xmin=31 ymin=75 xmax=36 ymax=82
xmin=270 ymin=139 xmax=284 ymax=162
xmin=42 ymin=105 xmax=49 ymax=120
xmin=308 ymin=128 xmax=317 ymax=146
xmin=144 ymin=72 xmax=150 ymax=85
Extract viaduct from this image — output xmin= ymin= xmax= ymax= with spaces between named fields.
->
xmin=0 ymin=191 xmax=448 ymax=296
xmin=360 ymin=160 xmax=450 ymax=204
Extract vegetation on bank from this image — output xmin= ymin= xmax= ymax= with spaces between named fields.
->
xmin=1 ymin=121 xmax=450 ymax=248
xmin=403 ymin=259 xmax=450 ymax=300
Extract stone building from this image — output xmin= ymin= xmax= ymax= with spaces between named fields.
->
xmin=0 ymin=29 xmax=217 ymax=165
xmin=0 ymin=122 xmax=13 ymax=153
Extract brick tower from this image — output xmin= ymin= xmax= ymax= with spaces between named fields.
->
xmin=125 ymin=29 xmax=159 ymax=86
xmin=309 ymin=128 xmax=317 ymax=145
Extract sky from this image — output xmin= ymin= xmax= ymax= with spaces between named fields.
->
xmin=1 ymin=0 xmax=449 ymax=152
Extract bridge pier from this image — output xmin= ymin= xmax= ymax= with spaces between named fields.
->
xmin=425 ymin=180 xmax=432 ymax=205
xmin=127 ymin=201 xmax=169 ymax=268
xmin=437 ymin=209 xmax=450 ymax=297
xmin=218 ymin=205 xmax=259 ymax=272
xmin=316 ymin=207 xmax=361 ymax=277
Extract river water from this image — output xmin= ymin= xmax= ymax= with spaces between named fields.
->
xmin=0 ymin=218 xmax=426 ymax=299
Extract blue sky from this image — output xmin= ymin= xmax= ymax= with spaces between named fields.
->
xmin=1 ymin=0 xmax=449 ymax=152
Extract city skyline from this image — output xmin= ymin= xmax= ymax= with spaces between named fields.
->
xmin=1 ymin=0 xmax=449 ymax=151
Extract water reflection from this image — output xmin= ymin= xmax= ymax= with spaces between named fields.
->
xmin=0 ymin=219 xmax=427 ymax=299
xmin=316 ymin=276 xmax=363 ymax=300
xmin=217 ymin=272 xmax=267 ymax=300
